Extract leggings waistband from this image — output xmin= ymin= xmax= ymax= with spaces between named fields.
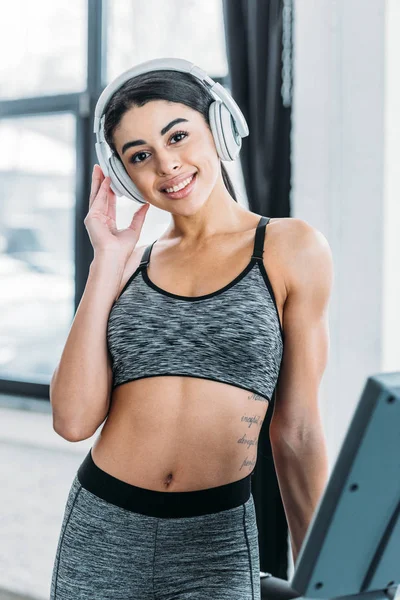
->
xmin=77 ymin=448 xmax=253 ymax=518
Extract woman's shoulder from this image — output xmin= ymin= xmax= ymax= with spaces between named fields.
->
xmin=264 ymin=216 xmax=327 ymax=252
xmin=265 ymin=216 xmax=333 ymax=296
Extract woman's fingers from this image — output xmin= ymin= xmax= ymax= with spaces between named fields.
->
xmin=128 ymin=202 xmax=150 ymax=231
xmin=106 ymin=179 xmax=117 ymax=223
xmin=89 ymin=165 xmax=106 ymax=210
xmin=89 ymin=175 xmax=110 ymax=214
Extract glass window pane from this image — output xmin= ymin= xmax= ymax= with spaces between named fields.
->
xmin=0 ymin=114 xmax=76 ymax=383
xmin=105 ymin=0 xmax=228 ymax=83
xmin=0 ymin=1 xmax=87 ymax=100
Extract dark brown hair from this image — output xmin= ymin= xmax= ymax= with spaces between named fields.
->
xmin=103 ymin=69 xmax=238 ymax=202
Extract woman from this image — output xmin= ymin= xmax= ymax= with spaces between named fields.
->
xmin=50 ymin=62 xmax=332 ymax=599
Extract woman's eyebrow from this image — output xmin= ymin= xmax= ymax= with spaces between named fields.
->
xmin=121 ymin=118 xmax=189 ymax=155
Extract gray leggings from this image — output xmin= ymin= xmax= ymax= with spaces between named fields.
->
xmin=50 ymin=449 xmax=260 ymax=599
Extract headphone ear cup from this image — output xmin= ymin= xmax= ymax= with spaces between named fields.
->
xmin=109 ymin=154 xmax=147 ymax=204
xmin=106 ymin=155 xmax=128 ymax=197
xmin=209 ymin=100 xmax=242 ymax=162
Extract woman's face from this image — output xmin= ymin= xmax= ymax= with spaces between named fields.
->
xmin=112 ymin=100 xmax=222 ymax=211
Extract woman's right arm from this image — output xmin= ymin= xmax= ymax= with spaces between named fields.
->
xmin=50 ymin=165 xmax=149 ymax=441
xmin=50 ymin=251 xmax=125 ymax=441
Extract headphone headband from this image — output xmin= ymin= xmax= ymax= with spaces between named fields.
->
xmin=94 ymin=57 xmax=249 ymax=204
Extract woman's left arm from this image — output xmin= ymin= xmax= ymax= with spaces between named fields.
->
xmin=269 ymin=219 xmax=334 ymax=566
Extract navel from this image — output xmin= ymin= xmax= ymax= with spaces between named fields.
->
xmin=163 ymin=472 xmax=174 ymax=487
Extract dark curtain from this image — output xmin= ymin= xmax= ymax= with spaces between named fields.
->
xmin=222 ymin=0 xmax=293 ymax=579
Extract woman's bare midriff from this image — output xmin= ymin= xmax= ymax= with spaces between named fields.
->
xmin=91 ymin=214 xmax=287 ymax=493
xmin=91 ymin=376 xmax=270 ymax=491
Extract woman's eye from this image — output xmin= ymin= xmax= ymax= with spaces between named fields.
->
xmin=170 ymin=131 xmax=188 ymax=144
xmin=130 ymin=130 xmax=189 ymax=164
xmin=130 ymin=151 xmax=149 ymax=164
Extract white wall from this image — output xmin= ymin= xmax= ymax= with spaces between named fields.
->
xmin=291 ymin=0 xmax=386 ymax=467
xmin=383 ymin=0 xmax=400 ymax=372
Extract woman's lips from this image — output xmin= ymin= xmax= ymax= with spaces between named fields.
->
xmin=161 ymin=172 xmax=198 ymax=199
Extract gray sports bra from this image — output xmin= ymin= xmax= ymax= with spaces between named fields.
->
xmin=107 ymin=215 xmax=284 ymax=402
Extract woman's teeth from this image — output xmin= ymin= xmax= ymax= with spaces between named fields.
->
xmin=164 ymin=174 xmax=195 ymax=193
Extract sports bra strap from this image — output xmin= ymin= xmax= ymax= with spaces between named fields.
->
xmin=139 ymin=241 xmax=155 ymax=268
xmin=139 ymin=215 xmax=271 ymax=267
xmin=251 ymin=215 xmax=270 ymax=261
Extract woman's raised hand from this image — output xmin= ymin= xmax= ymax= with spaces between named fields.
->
xmin=84 ymin=164 xmax=150 ymax=264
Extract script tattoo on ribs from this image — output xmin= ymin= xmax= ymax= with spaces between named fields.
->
xmin=237 ymin=402 xmax=266 ymax=473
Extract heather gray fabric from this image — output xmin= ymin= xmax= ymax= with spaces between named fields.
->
xmin=107 ymin=216 xmax=284 ymax=402
xmin=50 ymin=474 xmax=260 ymax=599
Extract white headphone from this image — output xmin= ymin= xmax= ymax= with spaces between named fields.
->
xmin=93 ymin=57 xmax=249 ymax=204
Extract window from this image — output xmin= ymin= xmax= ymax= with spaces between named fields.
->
xmin=0 ymin=0 xmax=248 ymax=399
xmin=0 ymin=1 xmax=87 ymax=100
xmin=0 ymin=114 xmax=76 ymax=383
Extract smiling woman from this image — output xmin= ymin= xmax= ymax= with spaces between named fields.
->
xmin=49 ymin=58 xmax=272 ymax=600
xmin=102 ymin=68 xmax=240 ymax=205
